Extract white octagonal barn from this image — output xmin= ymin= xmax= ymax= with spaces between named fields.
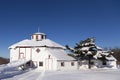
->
xmin=9 ymin=32 xmax=77 ymax=71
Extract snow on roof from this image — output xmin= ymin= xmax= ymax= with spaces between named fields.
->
xmin=46 ymin=48 xmax=76 ymax=60
xmin=106 ymin=56 xmax=117 ymax=61
xmin=0 ymin=59 xmax=30 ymax=73
xmin=7 ymin=59 xmax=30 ymax=67
xmin=9 ymin=39 xmax=65 ymax=49
xmin=32 ymin=32 xmax=46 ymax=35
xmin=94 ymin=50 xmax=116 ymax=61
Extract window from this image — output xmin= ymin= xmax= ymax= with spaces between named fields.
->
xmin=48 ymin=55 xmax=51 ymax=59
xmin=90 ymin=62 xmax=94 ymax=65
xmin=41 ymin=35 xmax=44 ymax=39
xmin=39 ymin=62 xmax=43 ymax=66
xmin=71 ymin=62 xmax=74 ymax=66
xmin=61 ymin=62 xmax=64 ymax=67
xmin=36 ymin=35 xmax=38 ymax=40
xmin=103 ymin=61 xmax=107 ymax=65
xmin=36 ymin=48 xmax=40 ymax=53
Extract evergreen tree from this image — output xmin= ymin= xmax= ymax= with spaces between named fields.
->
xmin=66 ymin=37 xmax=114 ymax=69
xmin=66 ymin=38 xmax=97 ymax=69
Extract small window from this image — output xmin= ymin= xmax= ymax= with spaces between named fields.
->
xmin=90 ymin=62 xmax=94 ymax=65
xmin=71 ymin=62 xmax=74 ymax=66
xmin=36 ymin=48 xmax=40 ymax=53
xmin=61 ymin=62 xmax=64 ymax=67
xmin=41 ymin=35 xmax=44 ymax=39
xmin=39 ymin=62 xmax=43 ymax=66
xmin=103 ymin=62 xmax=107 ymax=65
xmin=48 ymin=55 xmax=51 ymax=59
xmin=36 ymin=35 xmax=38 ymax=40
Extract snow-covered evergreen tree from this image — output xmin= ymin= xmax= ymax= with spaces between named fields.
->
xmin=66 ymin=37 xmax=114 ymax=69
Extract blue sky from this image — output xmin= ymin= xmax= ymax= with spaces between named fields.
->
xmin=0 ymin=0 xmax=120 ymax=58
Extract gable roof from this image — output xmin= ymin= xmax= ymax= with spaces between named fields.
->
xmin=45 ymin=48 xmax=76 ymax=61
xmin=9 ymin=39 xmax=65 ymax=49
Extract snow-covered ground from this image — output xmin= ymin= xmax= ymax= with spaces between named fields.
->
xmin=1 ymin=69 xmax=120 ymax=80
xmin=0 ymin=61 xmax=119 ymax=80
xmin=44 ymin=70 xmax=120 ymax=80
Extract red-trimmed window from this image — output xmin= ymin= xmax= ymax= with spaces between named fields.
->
xmin=36 ymin=35 xmax=38 ymax=40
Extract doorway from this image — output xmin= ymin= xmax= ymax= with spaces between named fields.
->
xmin=45 ymin=58 xmax=53 ymax=70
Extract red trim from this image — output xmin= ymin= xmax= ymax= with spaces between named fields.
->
xmin=16 ymin=46 xmax=48 ymax=48
xmin=36 ymin=35 xmax=38 ymax=40
xmin=30 ymin=48 xmax=32 ymax=60
xmin=25 ymin=48 xmax=26 ymax=59
xmin=18 ymin=48 xmax=25 ymax=59
xmin=17 ymin=46 xmax=32 ymax=48
xmin=19 ymin=53 xmax=24 ymax=59
xmin=18 ymin=48 xmax=20 ymax=59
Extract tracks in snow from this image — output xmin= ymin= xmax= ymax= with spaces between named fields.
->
xmin=3 ymin=69 xmax=45 ymax=80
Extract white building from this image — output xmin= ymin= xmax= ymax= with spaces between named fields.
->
xmin=9 ymin=32 xmax=78 ymax=71
xmin=9 ymin=32 xmax=117 ymax=70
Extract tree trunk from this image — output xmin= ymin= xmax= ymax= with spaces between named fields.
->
xmin=88 ymin=56 xmax=91 ymax=69
xmin=77 ymin=60 xmax=80 ymax=70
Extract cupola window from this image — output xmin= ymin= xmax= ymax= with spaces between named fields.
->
xmin=41 ymin=35 xmax=44 ymax=39
xmin=31 ymin=32 xmax=46 ymax=41
xmin=36 ymin=35 xmax=38 ymax=40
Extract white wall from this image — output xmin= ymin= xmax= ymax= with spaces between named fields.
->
xmin=107 ymin=61 xmax=117 ymax=69
xmin=34 ymin=48 xmax=58 ymax=71
xmin=10 ymin=47 xmax=78 ymax=71
xmin=57 ymin=61 xmax=78 ymax=71
xmin=25 ymin=48 xmax=31 ymax=60
xmin=10 ymin=48 xmax=19 ymax=62
xmin=79 ymin=60 xmax=102 ymax=69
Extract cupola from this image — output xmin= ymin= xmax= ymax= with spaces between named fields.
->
xmin=31 ymin=32 xmax=46 ymax=41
